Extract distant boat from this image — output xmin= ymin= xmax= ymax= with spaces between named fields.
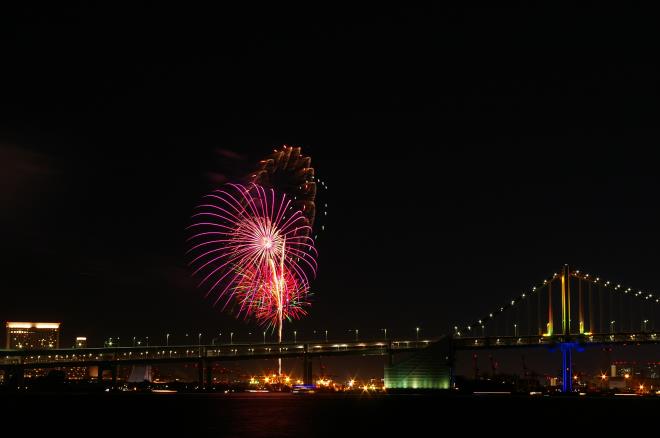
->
xmin=292 ymin=384 xmax=316 ymax=394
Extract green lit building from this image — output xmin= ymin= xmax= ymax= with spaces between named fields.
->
xmin=384 ymin=337 xmax=453 ymax=390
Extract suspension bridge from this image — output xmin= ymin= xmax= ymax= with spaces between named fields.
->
xmin=385 ymin=265 xmax=660 ymax=391
xmin=3 ymin=265 xmax=660 ymax=392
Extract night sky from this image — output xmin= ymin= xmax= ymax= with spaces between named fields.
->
xmin=2 ymin=5 xmax=660 ymax=350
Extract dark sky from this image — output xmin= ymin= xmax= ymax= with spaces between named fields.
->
xmin=1 ymin=5 xmax=660 ymax=349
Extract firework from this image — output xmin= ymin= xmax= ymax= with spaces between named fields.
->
xmin=250 ymin=145 xmax=318 ymax=227
xmin=186 ymin=183 xmax=317 ymax=354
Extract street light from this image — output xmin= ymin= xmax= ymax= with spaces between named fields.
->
xmin=514 ymin=323 xmax=518 ymax=337
xmin=294 ymin=330 xmax=297 ymax=343
xmin=230 ymin=332 xmax=234 ymax=345
xmin=643 ymin=319 xmax=649 ymax=332
xmin=355 ymin=329 xmax=358 ymax=341
xmin=263 ymin=331 xmax=266 ymax=344
xmin=198 ymin=333 xmax=202 ymax=346
xmin=610 ymin=321 xmax=615 ymax=334
xmin=416 ymin=327 xmax=420 ymax=342
xmin=133 ymin=336 xmax=136 ymax=347
xmin=325 ymin=330 xmax=328 ymax=343
xmin=166 ymin=333 xmax=170 ymax=346
xmin=146 ymin=336 xmax=149 ymax=347
xmin=381 ymin=328 xmax=387 ymax=340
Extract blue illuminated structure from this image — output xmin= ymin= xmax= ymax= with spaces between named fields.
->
xmin=559 ymin=342 xmax=585 ymax=393
xmin=560 ymin=343 xmax=575 ymax=392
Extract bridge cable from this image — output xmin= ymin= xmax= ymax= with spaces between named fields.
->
xmin=587 ymin=281 xmax=594 ymax=333
xmin=599 ymin=284 xmax=603 ymax=333
xmin=537 ymin=282 xmax=542 ymax=335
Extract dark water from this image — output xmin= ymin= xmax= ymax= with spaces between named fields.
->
xmin=2 ymin=392 xmax=659 ymax=435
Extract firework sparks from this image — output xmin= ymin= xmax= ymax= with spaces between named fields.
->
xmin=187 ymin=183 xmax=317 ymax=356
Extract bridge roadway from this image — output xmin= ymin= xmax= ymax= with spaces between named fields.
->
xmin=0 ymin=339 xmax=429 ymax=369
xmin=3 ymin=331 xmax=658 ymax=369
xmin=452 ymin=331 xmax=660 ymax=349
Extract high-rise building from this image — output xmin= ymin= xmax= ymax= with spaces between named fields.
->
xmin=74 ymin=337 xmax=87 ymax=348
xmin=5 ymin=322 xmax=61 ymax=349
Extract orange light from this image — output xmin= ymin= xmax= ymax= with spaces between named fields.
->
xmin=6 ymin=322 xmax=60 ymax=329
xmin=6 ymin=322 xmax=32 ymax=329
xmin=35 ymin=323 xmax=60 ymax=329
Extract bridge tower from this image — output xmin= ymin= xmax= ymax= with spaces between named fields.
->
xmin=560 ymin=264 xmax=575 ymax=393
xmin=302 ymin=344 xmax=313 ymax=385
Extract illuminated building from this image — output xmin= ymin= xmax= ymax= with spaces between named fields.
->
xmin=384 ymin=337 xmax=452 ymax=390
xmin=65 ymin=367 xmax=91 ymax=380
xmin=74 ymin=337 xmax=87 ymax=348
xmin=5 ymin=322 xmax=60 ymax=349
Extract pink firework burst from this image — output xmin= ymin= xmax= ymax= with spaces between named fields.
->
xmin=234 ymin=262 xmax=311 ymax=330
xmin=186 ymin=183 xmax=317 ymax=332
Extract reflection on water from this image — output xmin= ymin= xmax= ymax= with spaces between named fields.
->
xmin=3 ymin=392 xmax=660 ymax=435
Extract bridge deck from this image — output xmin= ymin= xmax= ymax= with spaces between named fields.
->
xmin=452 ymin=332 xmax=660 ymax=349
xmin=0 ymin=340 xmax=430 ymax=369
